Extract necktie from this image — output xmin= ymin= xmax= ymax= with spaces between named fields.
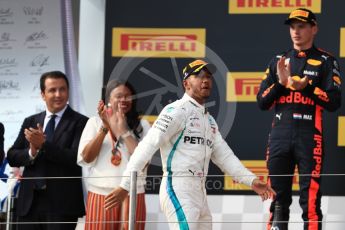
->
xmin=45 ymin=114 xmax=56 ymax=142
xmin=35 ymin=114 xmax=56 ymax=190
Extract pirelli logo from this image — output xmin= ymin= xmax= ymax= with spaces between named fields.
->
xmin=338 ymin=116 xmax=345 ymax=146
xmin=112 ymin=28 xmax=206 ymax=57
xmin=340 ymin=28 xmax=345 ymax=58
xmin=227 ymin=72 xmax=262 ymax=102
xmin=229 ymin=0 xmax=321 ymax=14
xmin=224 ymin=160 xmax=300 ymax=191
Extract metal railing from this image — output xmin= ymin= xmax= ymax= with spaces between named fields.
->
xmin=128 ymin=171 xmax=137 ymax=230
xmin=2 ymin=172 xmax=345 ymax=229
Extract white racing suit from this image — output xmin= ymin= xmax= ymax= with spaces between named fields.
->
xmin=120 ymin=93 xmax=256 ymax=230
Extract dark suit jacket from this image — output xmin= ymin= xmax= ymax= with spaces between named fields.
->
xmin=0 ymin=122 xmax=4 ymax=163
xmin=7 ymin=106 xmax=88 ymax=217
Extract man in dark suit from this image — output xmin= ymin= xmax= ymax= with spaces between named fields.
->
xmin=7 ymin=71 xmax=88 ymax=230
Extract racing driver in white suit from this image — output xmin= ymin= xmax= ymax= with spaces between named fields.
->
xmin=104 ymin=59 xmax=276 ymax=230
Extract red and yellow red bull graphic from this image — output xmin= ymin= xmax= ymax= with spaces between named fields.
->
xmin=339 ymin=116 xmax=345 ymax=146
xmin=340 ymin=28 xmax=345 ymax=58
xmin=224 ymin=160 xmax=300 ymax=190
xmin=112 ymin=28 xmax=206 ymax=57
xmin=229 ymin=0 xmax=321 ymax=14
xmin=226 ymin=72 xmax=263 ymax=102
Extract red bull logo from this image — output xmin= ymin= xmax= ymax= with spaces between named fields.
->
xmin=277 ymin=91 xmax=314 ymax=105
xmin=312 ymin=134 xmax=322 ymax=178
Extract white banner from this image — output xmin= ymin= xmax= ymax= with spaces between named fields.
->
xmin=0 ymin=0 xmax=65 ymax=202
xmin=0 ymin=0 xmax=65 ymax=150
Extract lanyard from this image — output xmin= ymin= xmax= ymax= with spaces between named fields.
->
xmin=108 ymin=132 xmax=122 ymax=166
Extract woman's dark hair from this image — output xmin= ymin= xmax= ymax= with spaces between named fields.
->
xmin=105 ymin=80 xmax=142 ymax=139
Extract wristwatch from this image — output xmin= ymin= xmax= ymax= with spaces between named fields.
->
xmin=100 ymin=126 xmax=109 ymax=134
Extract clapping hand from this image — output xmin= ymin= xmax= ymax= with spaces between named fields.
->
xmin=108 ymin=104 xmax=129 ymax=140
xmin=288 ymin=75 xmax=309 ymax=91
xmin=24 ymin=123 xmax=45 ymax=157
xmin=97 ymin=100 xmax=110 ymax=129
xmin=277 ymin=56 xmax=290 ymax=86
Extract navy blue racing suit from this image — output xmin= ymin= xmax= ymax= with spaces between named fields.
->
xmin=257 ymin=46 xmax=341 ymax=230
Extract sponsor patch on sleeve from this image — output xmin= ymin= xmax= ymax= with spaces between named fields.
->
xmin=313 ymin=87 xmax=329 ymax=102
xmin=152 ymin=105 xmax=176 ymax=134
xmin=261 ymin=84 xmax=275 ymax=97
xmin=333 ymin=76 xmax=341 ymax=87
xmin=333 ymin=76 xmax=341 ymax=84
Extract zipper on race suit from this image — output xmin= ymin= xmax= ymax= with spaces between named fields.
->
xmin=202 ymin=109 xmax=208 ymax=195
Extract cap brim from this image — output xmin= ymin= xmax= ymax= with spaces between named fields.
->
xmin=204 ymin=63 xmax=216 ymax=74
xmin=183 ymin=62 xmax=217 ymax=80
xmin=284 ymin=17 xmax=315 ymax=25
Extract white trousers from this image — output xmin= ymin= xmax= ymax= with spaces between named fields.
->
xmin=159 ymin=176 xmax=212 ymax=230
